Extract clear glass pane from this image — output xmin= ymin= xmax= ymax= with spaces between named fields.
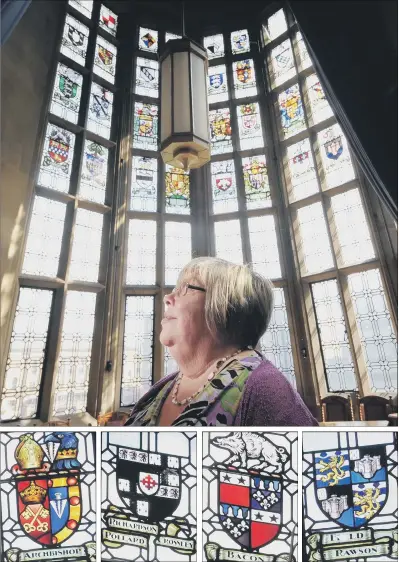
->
xmin=242 ymin=154 xmax=271 ymax=209
xmin=53 ymin=291 xmax=96 ymax=416
xmin=285 ymin=138 xmax=319 ymax=202
xmin=204 ymin=34 xmax=224 ymax=59
xmin=270 ymin=39 xmax=296 ymax=88
xmin=38 ymin=124 xmax=75 ymax=193
xmin=164 ymin=346 xmax=178 ymax=377
xmin=121 ymin=296 xmax=154 ymax=406
xmin=69 ymin=209 xmax=103 ymax=282
xmin=260 ymin=287 xmax=296 ymax=387
xmin=22 ymin=197 xmax=66 ymax=277
xmin=138 ymin=27 xmax=158 ymax=52
xmin=126 ymin=219 xmax=157 ymax=285
xmin=165 ymin=222 xmax=192 ymax=286
xmin=214 ymin=220 xmax=243 ymax=263
xmin=263 ymin=9 xmax=288 ymax=44
xmin=297 ymin=202 xmax=334 ymax=275
xmin=232 ymin=59 xmax=257 ymax=99
xmin=211 ymin=159 xmax=238 ymax=214
xmin=231 ymin=29 xmax=250 ymax=54
xmin=1 ymin=288 xmax=53 ymax=421
xmin=61 ymin=15 xmax=89 ymax=66
xmin=209 ymin=107 xmax=233 ymax=155
xmin=99 ymin=4 xmax=118 ymax=36
xmin=348 ymin=269 xmax=397 ymax=393
xmin=331 ymin=188 xmax=375 ymax=267
xmin=278 ymin=84 xmax=306 ymax=139
xmin=248 ymin=215 xmax=282 ymax=279
xmin=295 ymin=32 xmax=312 ymax=71
xmin=305 ymin=74 xmax=333 ymax=126
xmin=318 ymin=124 xmax=356 ymax=189
xmin=208 ymin=64 xmax=229 ymax=104
xmin=87 ymin=82 xmax=114 ymax=139
xmin=50 ymin=63 xmax=82 ymax=124
xmin=79 ymin=140 xmax=108 ymax=204
xmin=131 ymin=156 xmax=158 ymax=211
xmin=236 ymin=103 xmax=264 ymax=150
xmin=68 ymin=0 xmax=93 ymax=18
xmin=135 ymin=57 xmax=159 ymax=98
xmin=93 ymin=35 xmax=117 ymax=84
xmin=165 ymin=165 xmax=190 ymax=215
xmin=312 ymin=280 xmax=357 ymax=391
xmin=133 ymin=102 xmax=159 ymax=151
xmin=166 ymin=31 xmax=181 ymax=42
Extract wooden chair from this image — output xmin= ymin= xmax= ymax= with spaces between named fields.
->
xmin=359 ymin=395 xmax=393 ymax=421
xmin=320 ymin=394 xmax=353 ymax=422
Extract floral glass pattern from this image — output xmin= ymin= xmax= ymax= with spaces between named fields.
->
xmin=126 ymin=220 xmax=157 ymax=286
xmin=38 ymin=124 xmax=75 ymax=193
xmin=278 ymin=85 xmax=306 ymax=139
xmin=79 ymin=140 xmax=108 ymax=204
xmin=139 ymin=27 xmax=158 ymax=52
xmin=232 ymin=59 xmax=257 ymax=99
xmin=204 ymin=34 xmax=224 ymax=59
xmin=68 ymin=209 xmax=103 ymax=282
xmin=164 ymin=222 xmax=192 ymax=286
xmin=131 ymin=156 xmax=158 ymax=211
xmin=165 ymin=165 xmax=190 ymax=215
xmin=133 ymin=103 xmax=159 ymax=151
xmin=50 ymin=63 xmax=82 ymax=124
xmin=297 ymin=202 xmax=334 ymax=275
xmin=93 ymin=35 xmax=117 ymax=84
xmin=270 ymin=39 xmax=296 ymax=88
xmin=248 ymin=215 xmax=282 ymax=279
xmin=208 ymin=64 xmax=229 ymax=104
xmin=236 ymin=103 xmax=263 ymax=150
xmin=211 ymin=160 xmax=238 ymax=215
xmin=242 ymin=155 xmax=271 ymax=209
xmin=285 ymin=138 xmax=319 ymax=202
xmin=61 ymin=15 xmax=89 ymax=67
xmin=87 ymin=82 xmax=114 ymax=139
xmin=209 ymin=108 xmax=233 ymax=155
xmin=214 ymin=220 xmax=243 ymax=264
xmin=135 ymin=57 xmax=159 ymax=98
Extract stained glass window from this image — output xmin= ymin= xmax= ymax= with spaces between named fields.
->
xmin=53 ymin=291 xmax=97 ymax=416
xmin=79 ymin=140 xmax=108 ymax=204
xmin=99 ymin=5 xmax=118 ymax=36
xmin=68 ymin=0 xmax=93 ymax=19
xmin=121 ymin=296 xmax=154 ymax=407
xmin=232 ymin=59 xmax=257 ymax=99
xmin=311 ymin=280 xmax=357 ymax=392
xmin=164 ymin=346 xmax=178 ymax=377
xmin=295 ymin=32 xmax=312 ymax=72
xmin=166 ymin=31 xmax=182 ymax=42
xmin=61 ymin=15 xmax=89 ymax=67
xmin=285 ymin=138 xmax=319 ymax=202
xmin=101 ymin=431 xmax=197 ymax=561
xmin=204 ymin=34 xmax=224 ymax=59
xmin=211 ymin=159 xmax=238 ymax=214
xmin=236 ymin=103 xmax=263 ymax=150
xmin=0 ymin=431 xmax=96 ymax=561
xmin=131 ymin=156 xmax=158 ymax=211
xmin=348 ymin=270 xmax=397 ymax=393
xmin=22 ymin=197 xmax=66 ymax=277
xmin=133 ymin=102 xmax=159 ymax=151
xmin=165 ymin=165 xmax=190 ymax=215
xmin=209 ymin=107 xmax=233 ymax=155
xmin=249 ymin=215 xmax=282 ymax=279
xmin=68 ymin=209 xmax=103 ymax=282
xmin=94 ymin=35 xmax=117 ymax=84
xmin=139 ymin=27 xmax=158 ymax=52
xmin=260 ymin=288 xmax=296 ymax=386
xmin=214 ymin=220 xmax=243 ymax=264
xmin=1 ymin=289 xmax=53 ymax=421
xmin=318 ymin=124 xmax=356 ymax=189
xmin=38 ymin=124 xmax=75 ymax=193
xmin=126 ymin=220 xmax=157 ymax=285
xmin=135 ymin=57 xmax=159 ymax=98
xmin=305 ymin=73 xmax=333 ymax=126
xmin=208 ymin=64 xmax=228 ymax=104
xmin=164 ymin=222 xmax=192 ymax=286
xmin=50 ymin=63 xmax=82 ymax=124
xmin=242 ymin=155 xmax=271 ymax=209
xmin=303 ymin=431 xmax=398 ymax=562
xmin=270 ymin=39 xmax=296 ymax=88
xmin=278 ymin=85 xmax=306 ymax=139
xmin=262 ymin=9 xmax=288 ymax=45
xmin=297 ymin=202 xmax=334 ymax=275
xmin=230 ymin=29 xmax=250 ymax=54
xmin=87 ymin=82 xmax=114 ymax=139
xmin=203 ymin=431 xmax=298 ymax=561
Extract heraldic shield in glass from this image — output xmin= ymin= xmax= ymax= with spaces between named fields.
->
xmin=101 ymin=432 xmax=197 ymax=562
xmin=0 ymin=431 xmax=96 ymax=562
xmin=303 ymin=431 xmax=398 ymax=562
xmin=203 ymin=431 xmax=298 ymax=562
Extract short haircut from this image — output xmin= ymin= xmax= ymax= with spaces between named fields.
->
xmin=176 ymin=257 xmax=274 ymax=348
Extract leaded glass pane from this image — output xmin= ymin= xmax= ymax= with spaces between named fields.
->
xmin=242 ymin=155 xmax=271 ymax=209
xmin=135 ymin=57 xmax=159 ymax=98
xmin=270 ymin=39 xmax=296 ymax=88
xmin=165 ymin=165 xmax=190 ymax=215
xmin=232 ymin=59 xmax=257 ymax=99
xmin=69 ymin=209 xmax=103 ymax=282
xmin=318 ymin=124 xmax=356 ymax=189
xmin=1 ymin=288 xmax=52 ymax=421
xmin=22 ymin=197 xmax=66 ymax=277
xmin=61 ymin=15 xmax=89 ymax=66
xmin=263 ymin=8 xmax=288 ymax=45
xmin=248 ymin=215 xmax=281 ymax=279
xmin=297 ymin=202 xmax=334 ymax=275
xmin=126 ymin=219 xmax=157 ymax=285
xmin=285 ymin=138 xmax=319 ymax=202
xmin=68 ymin=0 xmax=93 ymax=18
xmin=209 ymin=107 xmax=233 ymax=155
xmin=99 ymin=4 xmax=118 ymax=36
xmin=50 ymin=63 xmax=82 ymax=124
xmin=278 ymin=85 xmax=306 ymax=139
xmin=87 ymin=82 xmax=114 ymax=139
xmin=139 ymin=27 xmax=158 ymax=52
xmin=203 ymin=431 xmax=298 ymax=561
xmin=295 ymin=32 xmax=312 ymax=72
xmin=165 ymin=222 xmax=192 ymax=286
xmin=237 ymin=103 xmax=264 ymax=150
xmin=53 ymin=291 xmax=96 ymax=416
xmin=311 ymin=280 xmax=357 ymax=392
xmin=121 ymin=296 xmax=154 ymax=406
xmin=204 ymin=34 xmax=224 ymax=59
xmin=131 ymin=156 xmax=158 ymax=211
xmin=208 ymin=64 xmax=228 ymax=104
xmin=38 ymin=124 xmax=75 ymax=193
xmin=94 ymin=35 xmax=117 ymax=84
xmin=166 ymin=31 xmax=182 ymax=42
xmin=214 ymin=220 xmax=243 ymax=263
xmin=133 ymin=102 xmax=159 ymax=151
xmin=101 ymin=431 xmax=197 ymax=561
xmin=211 ymin=159 xmax=238 ymax=215
xmin=260 ymin=288 xmax=296 ymax=387
xmin=79 ymin=140 xmax=108 ymax=204
xmin=164 ymin=346 xmax=178 ymax=377
xmin=305 ymin=74 xmax=333 ymax=126
xmin=230 ymin=29 xmax=250 ymax=54
xmin=331 ymin=189 xmax=375 ymax=267
xmin=348 ymin=269 xmax=397 ymax=393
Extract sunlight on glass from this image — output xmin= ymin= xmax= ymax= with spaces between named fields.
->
xmin=127 ymin=220 xmax=157 ymax=285
xmin=249 ymin=215 xmax=282 ymax=279
xmin=214 ymin=220 xmax=243 ymax=263
xmin=297 ymin=202 xmax=334 ymax=275
xmin=165 ymin=222 xmax=192 ymax=286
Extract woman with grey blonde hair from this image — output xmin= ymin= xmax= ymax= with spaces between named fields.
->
xmin=125 ymin=257 xmax=318 ymax=426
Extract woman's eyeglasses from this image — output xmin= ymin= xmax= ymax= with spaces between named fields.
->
xmin=171 ymin=283 xmax=206 ymax=297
